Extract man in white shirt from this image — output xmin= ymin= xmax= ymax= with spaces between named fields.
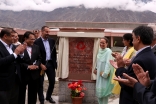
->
xmin=0 ymin=28 xmax=26 ymax=104
xmin=18 ymin=31 xmax=41 ymax=104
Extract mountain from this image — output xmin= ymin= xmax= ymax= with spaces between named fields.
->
xmin=140 ymin=0 xmax=152 ymax=3
xmin=0 ymin=6 xmax=156 ymax=30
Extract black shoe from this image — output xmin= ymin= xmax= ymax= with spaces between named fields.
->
xmin=40 ymin=101 xmax=44 ymax=104
xmin=46 ymin=97 xmax=56 ymax=103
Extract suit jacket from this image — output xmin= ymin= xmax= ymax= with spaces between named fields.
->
xmin=20 ymin=44 xmax=41 ymax=81
xmin=151 ymin=45 xmax=156 ymax=56
xmin=0 ymin=41 xmax=21 ymax=91
xmin=34 ymin=37 xmax=57 ymax=69
xmin=133 ymin=78 xmax=156 ymax=104
xmin=115 ymin=47 xmax=156 ymax=104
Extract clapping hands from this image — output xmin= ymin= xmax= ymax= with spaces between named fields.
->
xmin=112 ymin=52 xmax=125 ymax=68
xmin=114 ymin=73 xmax=138 ymax=87
xmin=14 ymin=43 xmax=27 ymax=55
xmin=132 ymin=64 xmax=151 ymax=87
xmin=113 ymin=64 xmax=151 ymax=88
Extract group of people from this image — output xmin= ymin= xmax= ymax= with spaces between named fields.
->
xmin=1 ymin=24 xmax=156 ymax=104
xmin=94 ymin=31 xmax=136 ymax=104
xmin=94 ymin=25 xmax=156 ymax=104
xmin=0 ymin=26 xmax=57 ymax=104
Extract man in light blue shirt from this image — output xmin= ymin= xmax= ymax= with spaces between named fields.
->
xmin=34 ymin=26 xmax=57 ymax=104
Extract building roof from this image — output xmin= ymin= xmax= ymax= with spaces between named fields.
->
xmin=0 ymin=27 xmax=28 ymax=35
xmin=46 ymin=21 xmax=148 ymax=29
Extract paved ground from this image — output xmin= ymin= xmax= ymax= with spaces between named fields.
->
xmin=27 ymin=76 xmax=119 ymax=104
xmin=36 ymin=96 xmax=119 ymax=104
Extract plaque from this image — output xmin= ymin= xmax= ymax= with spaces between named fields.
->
xmin=68 ymin=37 xmax=94 ymax=80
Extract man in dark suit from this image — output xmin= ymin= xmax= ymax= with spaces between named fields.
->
xmin=151 ymin=44 xmax=156 ymax=55
xmin=114 ymin=63 xmax=156 ymax=104
xmin=114 ymin=26 xmax=156 ymax=104
xmin=18 ymin=31 xmax=41 ymax=104
xmin=34 ymin=26 xmax=57 ymax=104
xmin=149 ymin=24 xmax=156 ymax=55
xmin=0 ymin=28 xmax=26 ymax=104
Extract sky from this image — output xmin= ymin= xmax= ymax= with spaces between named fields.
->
xmin=0 ymin=0 xmax=156 ymax=13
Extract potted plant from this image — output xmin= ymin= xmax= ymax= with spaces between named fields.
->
xmin=68 ymin=80 xmax=86 ymax=104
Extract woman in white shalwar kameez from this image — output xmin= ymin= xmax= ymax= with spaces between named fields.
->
xmin=94 ymin=37 xmax=114 ymax=104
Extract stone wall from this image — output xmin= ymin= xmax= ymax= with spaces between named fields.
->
xmin=59 ymin=80 xmax=98 ymax=104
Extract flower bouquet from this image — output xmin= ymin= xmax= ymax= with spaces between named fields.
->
xmin=68 ymin=80 xmax=86 ymax=98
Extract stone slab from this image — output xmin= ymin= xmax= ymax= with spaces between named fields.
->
xmin=68 ymin=37 xmax=94 ymax=80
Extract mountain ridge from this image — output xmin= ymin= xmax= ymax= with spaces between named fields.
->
xmin=0 ymin=7 xmax=156 ymax=30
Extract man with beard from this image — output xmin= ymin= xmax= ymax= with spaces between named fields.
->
xmin=34 ymin=26 xmax=57 ymax=104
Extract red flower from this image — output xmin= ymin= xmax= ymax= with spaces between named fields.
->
xmin=68 ymin=80 xmax=86 ymax=97
xmin=77 ymin=87 xmax=82 ymax=92
xmin=80 ymin=92 xmax=85 ymax=97
xmin=74 ymin=82 xmax=78 ymax=87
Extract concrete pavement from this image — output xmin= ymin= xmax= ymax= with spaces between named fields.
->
xmin=35 ymin=89 xmax=119 ymax=104
xmin=35 ymin=95 xmax=119 ymax=104
xmin=26 ymin=76 xmax=119 ymax=104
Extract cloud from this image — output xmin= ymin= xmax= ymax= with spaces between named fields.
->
xmin=0 ymin=0 xmax=156 ymax=13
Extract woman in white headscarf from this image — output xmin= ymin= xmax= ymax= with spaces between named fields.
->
xmin=94 ymin=37 xmax=114 ymax=104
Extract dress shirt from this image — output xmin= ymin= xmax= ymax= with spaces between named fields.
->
xmin=26 ymin=46 xmax=32 ymax=59
xmin=41 ymin=37 xmax=51 ymax=61
xmin=135 ymin=46 xmax=150 ymax=56
xmin=0 ymin=39 xmax=17 ymax=58
xmin=151 ymin=44 xmax=156 ymax=49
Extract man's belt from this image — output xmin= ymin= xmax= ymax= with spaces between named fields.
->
xmin=46 ymin=60 xmax=52 ymax=63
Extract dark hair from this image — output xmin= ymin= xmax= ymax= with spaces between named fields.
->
xmin=101 ymin=37 xmax=109 ymax=43
xmin=41 ymin=26 xmax=49 ymax=31
xmin=0 ymin=28 xmax=16 ymax=38
xmin=132 ymin=25 xmax=153 ymax=45
xmin=23 ymin=31 xmax=35 ymax=41
xmin=123 ymin=33 xmax=133 ymax=46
